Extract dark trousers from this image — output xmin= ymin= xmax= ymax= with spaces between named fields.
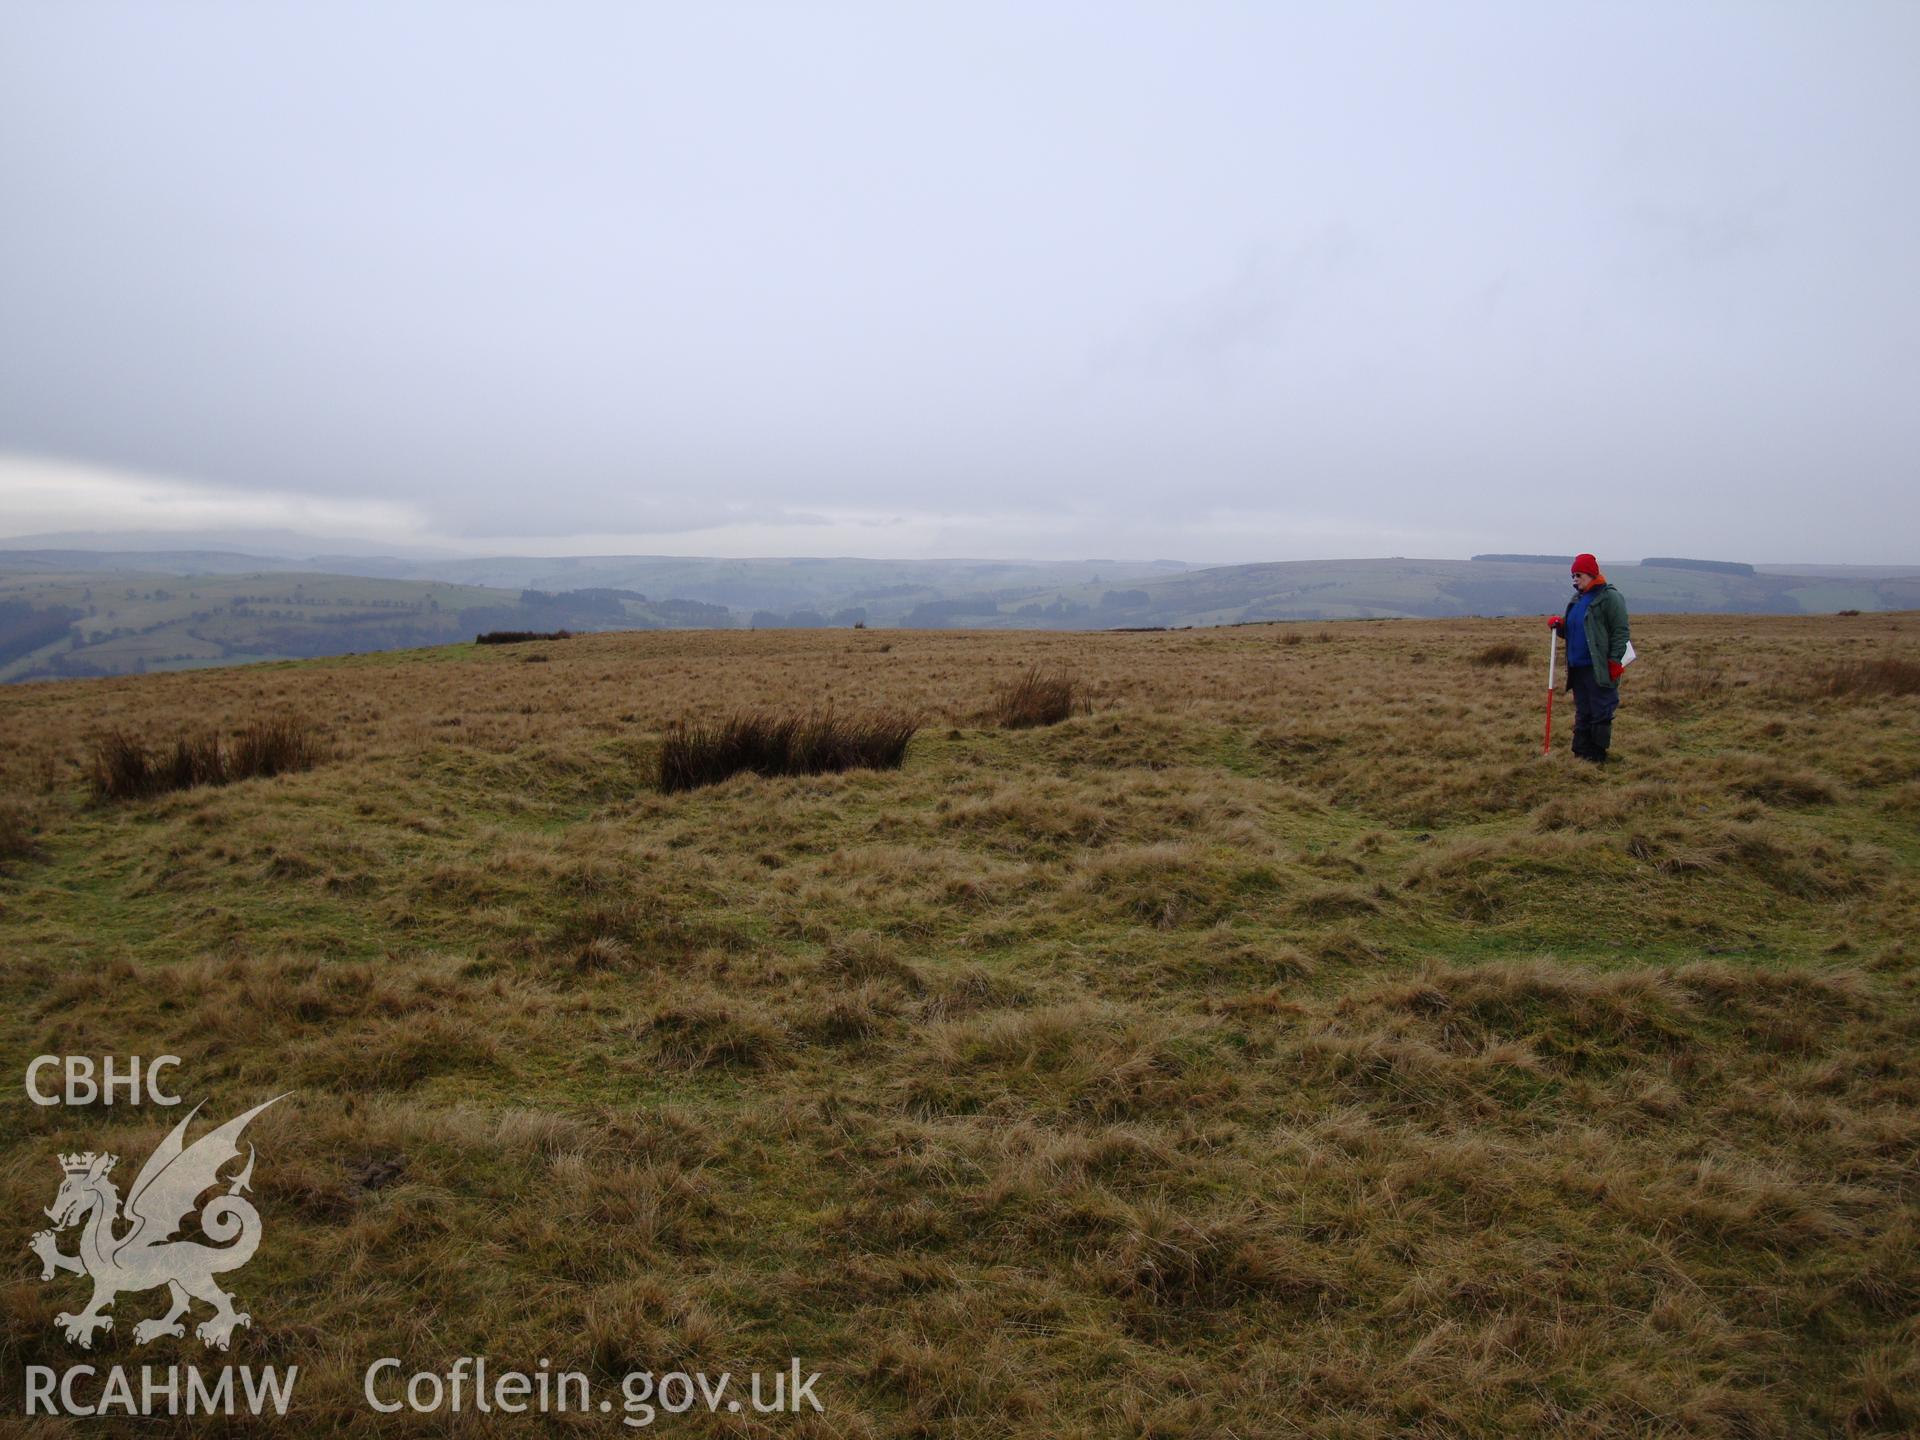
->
xmin=1567 ymin=664 xmax=1620 ymax=762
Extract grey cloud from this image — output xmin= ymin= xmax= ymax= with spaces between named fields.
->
xmin=1092 ymin=225 xmax=1363 ymax=388
xmin=1626 ymin=192 xmax=1786 ymax=268
xmin=1 ymin=2 xmax=1916 ymax=564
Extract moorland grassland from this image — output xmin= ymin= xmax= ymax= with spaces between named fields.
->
xmin=0 ymin=613 xmax=1916 ymax=1438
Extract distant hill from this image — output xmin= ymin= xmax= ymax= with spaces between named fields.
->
xmin=966 ymin=558 xmax=1920 ymax=630
xmin=372 ymin=554 xmax=1195 ymax=612
xmin=1074 ymin=558 xmax=1920 ymax=628
xmin=0 ymin=548 xmax=297 ymax=576
xmin=3 ymin=551 xmax=1915 ymax=680
xmin=0 ymin=570 xmax=732 ymax=683
xmin=1641 ymin=557 xmax=1756 ymax=577
xmin=1757 ymin=563 xmax=1920 ymax=579
xmin=0 ymin=527 xmax=461 ymax=560
xmin=1476 ymin=554 xmax=1761 ymax=577
xmin=0 ymin=549 xmax=1194 ymax=613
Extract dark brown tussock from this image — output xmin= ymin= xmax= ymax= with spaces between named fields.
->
xmin=230 ymin=714 xmax=327 ymax=779
xmin=476 ymin=629 xmax=573 ymax=644
xmin=658 ymin=707 xmax=918 ymax=793
xmin=88 ymin=715 xmax=326 ymax=801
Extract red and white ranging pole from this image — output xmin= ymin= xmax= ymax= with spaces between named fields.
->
xmin=1542 ymin=623 xmax=1557 ymax=756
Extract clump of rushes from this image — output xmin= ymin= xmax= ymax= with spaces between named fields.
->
xmin=88 ymin=715 xmax=327 ymax=801
xmin=986 ymin=665 xmax=1081 ymax=728
xmin=658 ymin=708 xmax=918 ymax=793
xmin=229 ymin=714 xmax=326 ymax=779
xmin=476 ymin=629 xmax=572 ymax=644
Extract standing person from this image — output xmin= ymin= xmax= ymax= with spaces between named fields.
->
xmin=1546 ymin=553 xmax=1630 ymax=764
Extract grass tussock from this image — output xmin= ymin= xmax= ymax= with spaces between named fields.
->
xmin=1471 ymin=641 xmax=1530 ymax=667
xmin=1804 ymin=655 xmax=1920 ymax=699
xmin=0 ymin=798 xmax=47 ymax=866
xmin=1709 ymin=752 xmax=1840 ymax=807
xmin=644 ymin=993 xmax=789 ymax=1071
xmin=985 ymin=664 xmax=1081 ymax=728
xmin=87 ymin=715 xmax=327 ymax=801
xmin=657 ymin=707 xmax=917 ymax=792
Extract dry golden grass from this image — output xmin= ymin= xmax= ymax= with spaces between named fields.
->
xmin=0 ymin=611 xmax=1916 ymax=1436
xmin=983 ymin=665 xmax=1082 ymax=728
xmin=1805 ymin=655 xmax=1920 ymax=699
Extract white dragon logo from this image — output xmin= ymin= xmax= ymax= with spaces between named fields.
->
xmin=29 ymin=1096 xmax=284 ymax=1351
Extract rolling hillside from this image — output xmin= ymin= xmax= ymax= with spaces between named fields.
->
xmin=1 ymin=613 xmax=1915 ymax=1434
xmin=1036 ymin=558 xmax=1920 ymax=629
xmin=4 ymin=551 xmax=1917 ymax=682
xmin=0 ymin=570 xmax=732 ymax=683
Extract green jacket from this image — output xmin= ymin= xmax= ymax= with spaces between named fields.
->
xmin=1561 ymin=582 xmax=1630 ymax=690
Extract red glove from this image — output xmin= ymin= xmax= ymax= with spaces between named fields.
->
xmin=1546 ymin=615 xmax=1563 ymax=630
xmin=1608 ymin=661 xmax=1624 ymax=680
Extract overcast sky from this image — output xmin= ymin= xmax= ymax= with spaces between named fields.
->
xmin=2 ymin=2 xmax=1916 ymax=563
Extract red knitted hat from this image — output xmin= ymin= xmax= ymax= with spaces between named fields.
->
xmin=1571 ymin=553 xmax=1600 ymax=577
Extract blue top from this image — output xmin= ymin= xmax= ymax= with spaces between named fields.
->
xmin=1566 ymin=590 xmax=1594 ymax=665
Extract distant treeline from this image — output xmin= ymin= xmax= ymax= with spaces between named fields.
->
xmin=0 ymin=600 xmax=80 ymax=666
xmin=536 ymin=586 xmax=646 ymax=604
xmin=904 ymin=599 xmax=999 ymax=627
xmin=1471 ymin=554 xmax=1570 ymax=565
